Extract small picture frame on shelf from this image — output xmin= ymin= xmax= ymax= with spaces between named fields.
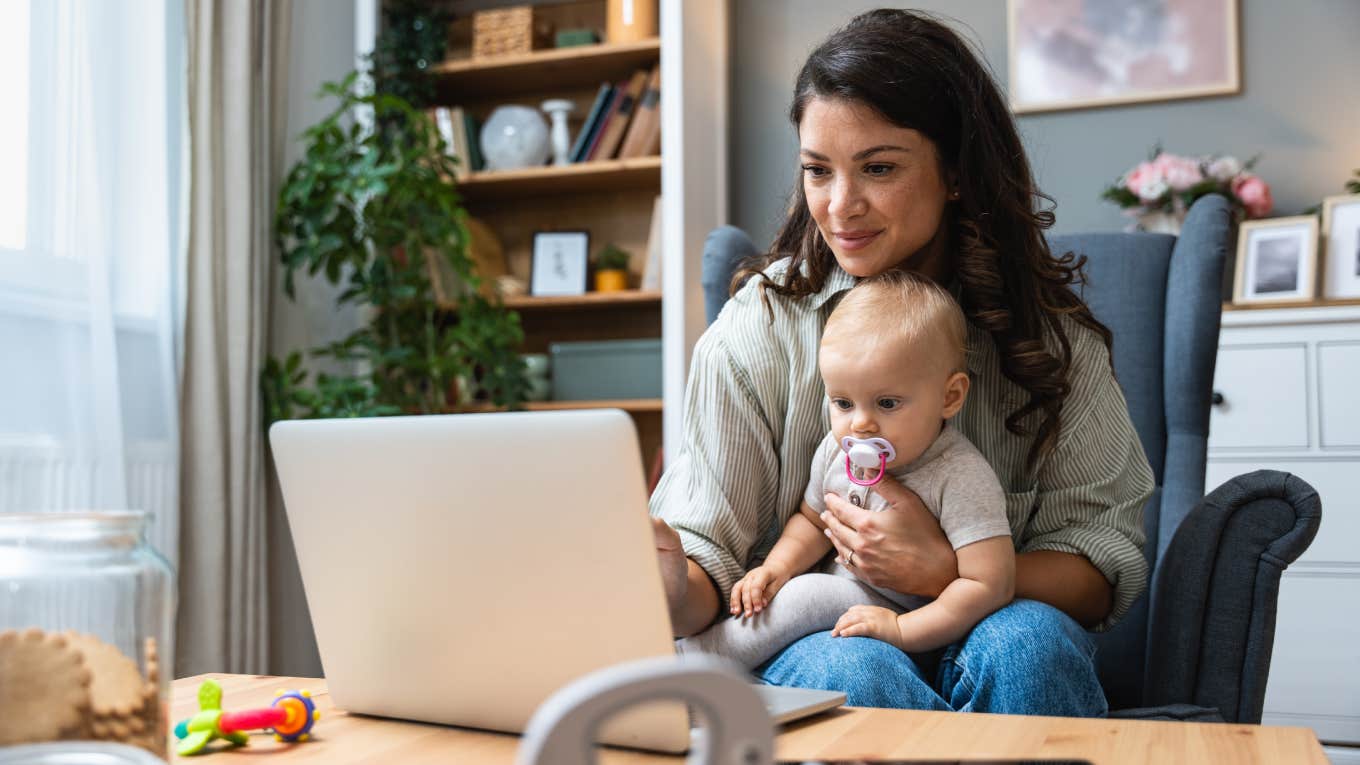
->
xmin=1321 ymin=194 xmax=1360 ymax=300
xmin=530 ymin=230 xmax=590 ymax=297
xmin=1233 ymin=216 xmax=1319 ymax=305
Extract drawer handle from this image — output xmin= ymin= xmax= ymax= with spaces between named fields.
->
xmin=1211 ymin=391 xmax=1225 ymax=406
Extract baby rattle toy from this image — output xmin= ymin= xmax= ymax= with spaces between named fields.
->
xmin=841 ymin=436 xmax=896 ymax=487
xmin=173 ymin=678 xmax=320 ymax=756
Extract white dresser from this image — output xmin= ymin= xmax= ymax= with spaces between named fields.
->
xmin=1206 ymin=303 xmax=1360 ymax=753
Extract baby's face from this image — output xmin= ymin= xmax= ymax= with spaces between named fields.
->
xmin=819 ymin=333 xmax=965 ymax=470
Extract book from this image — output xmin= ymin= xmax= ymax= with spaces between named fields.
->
xmin=449 ymin=106 xmax=472 ymax=179
xmin=462 ymin=110 xmax=485 ymax=172
xmin=584 ymin=81 xmax=626 ymax=161
xmin=640 ymin=194 xmax=664 ymax=291
xmin=433 ymin=107 xmax=469 ymax=179
xmin=618 ymin=63 xmax=661 ymax=159
xmin=570 ymin=83 xmax=614 ymax=163
xmin=590 ymin=68 xmax=649 ymax=162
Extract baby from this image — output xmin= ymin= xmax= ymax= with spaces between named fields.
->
xmin=677 ymin=270 xmax=1015 ymax=668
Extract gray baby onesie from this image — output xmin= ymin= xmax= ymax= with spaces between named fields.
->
xmin=676 ymin=423 xmax=1011 ymax=669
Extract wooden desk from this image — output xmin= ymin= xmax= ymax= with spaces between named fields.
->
xmin=170 ymin=674 xmax=1327 ymax=763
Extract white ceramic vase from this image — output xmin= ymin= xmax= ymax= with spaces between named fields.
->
xmin=1136 ymin=211 xmax=1184 ymax=235
xmin=540 ymin=99 xmax=575 ymax=166
xmin=480 ymin=105 xmax=551 ymax=171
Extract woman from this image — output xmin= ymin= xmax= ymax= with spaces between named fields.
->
xmin=649 ymin=9 xmax=1152 ymax=716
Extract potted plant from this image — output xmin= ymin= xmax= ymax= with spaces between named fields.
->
xmin=262 ymin=69 xmax=529 ymax=421
xmin=593 ymin=243 xmax=632 ymax=292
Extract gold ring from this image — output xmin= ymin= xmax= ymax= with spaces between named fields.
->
xmin=846 ymin=550 xmax=855 ymax=567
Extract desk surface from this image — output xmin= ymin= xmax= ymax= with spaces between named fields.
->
xmin=169 ymin=674 xmax=1327 ymax=764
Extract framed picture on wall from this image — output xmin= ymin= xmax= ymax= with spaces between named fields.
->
xmin=530 ymin=230 xmax=590 ymax=297
xmin=1321 ymin=194 xmax=1360 ymax=300
xmin=1007 ymin=0 xmax=1241 ymax=114
xmin=1233 ymin=216 xmax=1319 ymax=306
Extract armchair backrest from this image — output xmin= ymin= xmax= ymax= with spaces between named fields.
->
xmin=1049 ymin=194 xmax=1231 ymax=709
xmin=698 ymin=194 xmax=1234 ymax=710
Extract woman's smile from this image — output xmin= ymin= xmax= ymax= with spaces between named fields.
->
xmin=833 ymin=229 xmax=883 ymax=250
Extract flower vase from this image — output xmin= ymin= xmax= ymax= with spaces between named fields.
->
xmin=1136 ymin=211 xmax=1184 ymax=235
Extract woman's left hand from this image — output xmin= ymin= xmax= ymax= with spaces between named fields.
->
xmin=821 ymin=478 xmax=959 ymax=598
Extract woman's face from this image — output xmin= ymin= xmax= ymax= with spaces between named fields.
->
xmin=799 ymin=97 xmax=954 ymax=280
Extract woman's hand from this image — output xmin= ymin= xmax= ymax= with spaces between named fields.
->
xmin=729 ymin=565 xmax=790 ymax=618
xmin=820 ymin=479 xmax=959 ymax=598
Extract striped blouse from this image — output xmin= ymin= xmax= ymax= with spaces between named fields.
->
xmin=648 ymin=259 xmax=1154 ymax=631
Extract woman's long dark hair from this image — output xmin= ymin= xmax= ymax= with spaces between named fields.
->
xmin=741 ymin=8 xmax=1112 ymax=469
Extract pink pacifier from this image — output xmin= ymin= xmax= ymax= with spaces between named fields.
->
xmin=841 ymin=436 xmax=897 ymax=487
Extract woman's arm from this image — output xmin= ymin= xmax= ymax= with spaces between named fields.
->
xmin=1015 ymin=551 xmax=1111 ymax=628
xmin=649 ymin=317 xmax=788 ymax=636
xmin=653 ymin=518 xmax=721 ymax=636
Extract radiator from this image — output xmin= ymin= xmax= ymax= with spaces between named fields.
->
xmin=0 ymin=439 xmax=179 ymax=568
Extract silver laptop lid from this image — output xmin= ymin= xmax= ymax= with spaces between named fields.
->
xmin=270 ymin=410 xmax=687 ymax=752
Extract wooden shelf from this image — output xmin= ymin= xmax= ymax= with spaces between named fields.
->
xmin=432 ymin=39 xmax=661 ymax=102
xmin=524 ymin=398 xmax=662 ymax=413
xmin=457 ymin=157 xmax=660 ymax=202
xmin=457 ymin=398 xmax=662 ymax=414
xmin=1223 ymin=297 xmax=1360 ymax=311
xmin=503 ymin=290 xmax=661 ymax=310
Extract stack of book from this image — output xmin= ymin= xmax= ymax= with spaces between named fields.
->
xmin=431 ymin=106 xmax=485 ymax=179
xmin=569 ymin=63 xmax=661 ymax=163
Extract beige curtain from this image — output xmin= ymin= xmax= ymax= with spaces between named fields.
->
xmin=178 ymin=0 xmax=292 ymax=677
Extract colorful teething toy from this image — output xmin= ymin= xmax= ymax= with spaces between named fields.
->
xmin=173 ymin=678 xmax=320 ymax=756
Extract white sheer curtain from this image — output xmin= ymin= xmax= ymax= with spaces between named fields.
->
xmin=0 ymin=0 xmax=184 ymax=567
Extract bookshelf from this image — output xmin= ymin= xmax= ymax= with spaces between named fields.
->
xmin=456 ymin=156 xmax=661 ymax=201
xmin=501 ymin=289 xmax=661 ymax=310
xmin=431 ymin=38 xmax=661 ymax=101
xmin=433 ymin=1 xmax=665 ymax=468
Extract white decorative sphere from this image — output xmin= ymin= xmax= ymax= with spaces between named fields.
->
xmin=480 ymin=105 xmax=551 ymax=171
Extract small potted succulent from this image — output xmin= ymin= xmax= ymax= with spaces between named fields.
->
xmin=593 ymin=243 xmax=632 ymax=292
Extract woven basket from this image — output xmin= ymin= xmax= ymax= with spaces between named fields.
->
xmin=472 ymin=6 xmax=550 ymax=58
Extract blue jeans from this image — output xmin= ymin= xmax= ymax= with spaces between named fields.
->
xmin=755 ymin=599 xmax=1107 ymax=716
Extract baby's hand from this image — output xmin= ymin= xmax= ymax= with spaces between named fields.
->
xmin=730 ymin=566 xmax=789 ymax=618
xmin=832 ymin=605 xmax=903 ymax=648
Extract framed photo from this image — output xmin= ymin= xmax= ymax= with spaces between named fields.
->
xmin=1008 ymin=0 xmax=1241 ymax=114
xmin=1321 ymin=194 xmax=1360 ymax=300
xmin=1233 ymin=216 xmax=1319 ymax=305
xmin=530 ymin=231 xmax=589 ymax=297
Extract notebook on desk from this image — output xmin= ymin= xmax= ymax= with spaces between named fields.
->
xmin=270 ymin=409 xmax=844 ymax=754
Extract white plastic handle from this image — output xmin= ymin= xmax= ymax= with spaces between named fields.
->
xmin=516 ymin=655 xmax=774 ymax=765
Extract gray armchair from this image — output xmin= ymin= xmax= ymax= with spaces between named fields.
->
xmin=699 ymin=194 xmax=1321 ymax=722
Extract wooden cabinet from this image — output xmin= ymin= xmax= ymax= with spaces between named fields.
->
xmin=1207 ymin=302 xmax=1360 ymax=746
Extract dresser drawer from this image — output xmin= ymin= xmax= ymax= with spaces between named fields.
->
xmin=1319 ymin=342 xmax=1360 ymax=448
xmin=1209 ymin=344 xmax=1310 ymax=450
xmin=1205 ymin=459 xmax=1357 ymax=565
xmin=1262 ymin=573 xmax=1360 ymax=744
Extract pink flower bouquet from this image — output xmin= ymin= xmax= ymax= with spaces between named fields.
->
xmin=1102 ymin=148 xmax=1273 ymax=228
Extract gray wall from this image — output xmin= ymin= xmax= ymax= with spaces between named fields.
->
xmin=732 ymin=1 xmax=1360 ymax=247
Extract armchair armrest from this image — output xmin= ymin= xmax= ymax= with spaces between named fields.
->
xmin=1143 ymin=470 xmax=1321 ymax=723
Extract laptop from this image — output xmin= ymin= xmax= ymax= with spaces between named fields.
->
xmin=269 ymin=409 xmax=844 ymax=753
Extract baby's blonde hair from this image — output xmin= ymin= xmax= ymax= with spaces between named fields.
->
xmin=823 ymin=270 xmax=968 ymax=374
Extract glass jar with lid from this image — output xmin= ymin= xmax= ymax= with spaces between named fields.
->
xmin=0 ymin=512 xmax=175 ymax=759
